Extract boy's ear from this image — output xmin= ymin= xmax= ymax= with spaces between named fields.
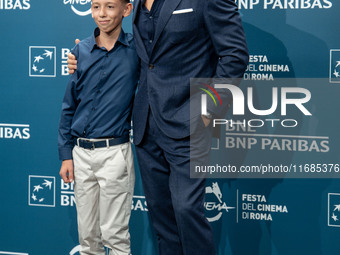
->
xmin=123 ymin=3 xmax=133 ymax=18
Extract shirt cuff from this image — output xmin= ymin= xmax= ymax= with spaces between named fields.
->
xmin=59 ymin=147 xmax=74 ymax=161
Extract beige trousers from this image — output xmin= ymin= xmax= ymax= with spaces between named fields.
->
xmin=72 ymin=141 xmax=135 ymax=255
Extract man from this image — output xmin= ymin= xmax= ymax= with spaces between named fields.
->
xmin=132 ymin=1 xmax=248 ymax=254
xmin=68 ymin=0 xmax=248 ymax=254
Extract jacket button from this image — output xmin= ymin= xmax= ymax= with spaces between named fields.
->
xmin=149 ymin=64 xmax=154 ymax=70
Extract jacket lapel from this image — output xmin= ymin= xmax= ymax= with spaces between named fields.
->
xmin=132 ymin=0 xmax=149 ymax=64
xmin=132 ymin=0 xmax=140 ymax=22
xmin=150 ymin=0 xmax=182 ymax=56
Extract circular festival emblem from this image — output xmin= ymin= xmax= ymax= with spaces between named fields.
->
xmin=204 ymin=182 xmax=235 ymax=222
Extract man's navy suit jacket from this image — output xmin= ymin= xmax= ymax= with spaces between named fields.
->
xmin=132 ymin=0 xmax=249 ymax=145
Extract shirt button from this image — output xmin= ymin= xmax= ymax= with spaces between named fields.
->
xmin=149 ymin=40 xmax=153 ymax=44
xmin=149 ymin=64 xmax=154 ymax=70
xmin=103 ymin=72 xmax=106 ymax=75
xmin=149 ymin=16 xmax=153 ymax=19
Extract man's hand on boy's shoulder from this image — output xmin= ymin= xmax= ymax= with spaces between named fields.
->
xmin=67 ymin=39 xmax=80 ymax=74
xmin=59 ymin=159 xmax=74 ymax=183
xmin=67 ymin=54 xmax=77 ymax=74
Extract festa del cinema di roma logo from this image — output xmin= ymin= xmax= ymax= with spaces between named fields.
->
xmin=204 ymin=182 xmax=235 ymax=222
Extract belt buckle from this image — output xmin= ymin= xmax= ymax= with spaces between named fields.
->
xmin=91 ymin=141 xmax=95 ymax=150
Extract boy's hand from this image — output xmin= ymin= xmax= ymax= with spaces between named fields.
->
xmin=67 ymin=39 xmax=80 ymax=74
xmin=59 ymin=159 xmax=74 ymax=183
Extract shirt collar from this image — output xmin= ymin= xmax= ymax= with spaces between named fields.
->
xmin=90 ymin=27 xmax=129 ymax=52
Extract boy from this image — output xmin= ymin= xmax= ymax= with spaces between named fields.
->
xmin=58 ymin=0 xmax=138 ymax=254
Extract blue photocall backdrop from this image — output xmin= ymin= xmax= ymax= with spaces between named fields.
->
xmin=1 ymin=0 xmax=340 ymax=254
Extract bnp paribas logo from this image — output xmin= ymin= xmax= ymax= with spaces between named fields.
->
xmin=328 ymin=193 xmax=340 ymax=227
xmin=0 ymin=251 xmax=29 ymax=255
xmin=28 ymin=175 xmax=55 ymax=207
xmin=329 ymin=49 xmax=340 ymax=83
xmin=29 ymin=46 xmax=56 ymax=77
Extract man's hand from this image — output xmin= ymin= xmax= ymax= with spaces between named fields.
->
xmin=201 ymin=115 xmax=211 ymax=127
xmin=67 ymin=39 xmax=80 ymax=74
xmin=59 ymin=159 xmax=74 ymax=183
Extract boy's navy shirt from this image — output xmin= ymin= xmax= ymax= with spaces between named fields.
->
xmin=58 ymin=28 xmax=139 ymax=161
